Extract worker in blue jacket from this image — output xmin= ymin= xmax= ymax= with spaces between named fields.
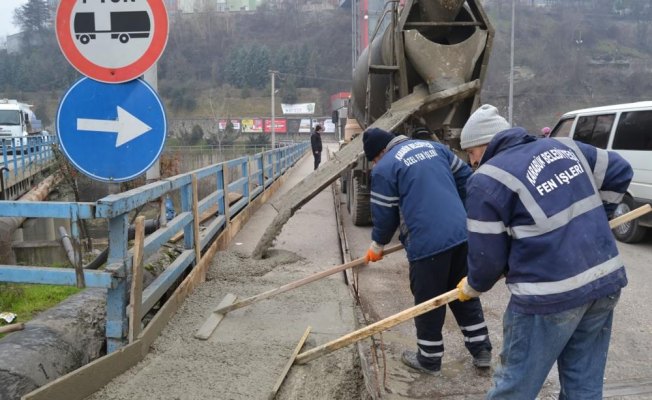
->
xmin=363 ymin=127 xmax=492 ymax=375
xmin=456 ymin=104 xmax=633 ymax=399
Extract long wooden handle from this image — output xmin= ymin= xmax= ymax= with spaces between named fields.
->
xmin=214 ymin=243 xmax=405 ymax=314
xmin=296 ymin=288 xmax=459 ymax=364
xmin=294 ymin=204 xmax=652 ymax=365
xmin=609 ymin=204 xmax=651 ymax=229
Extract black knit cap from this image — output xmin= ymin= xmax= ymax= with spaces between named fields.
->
xmin=363 ymin=128 xmax=395 ymax=162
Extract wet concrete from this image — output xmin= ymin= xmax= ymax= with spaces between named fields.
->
xmin=88 ymin=144 xmax=366 ymax=400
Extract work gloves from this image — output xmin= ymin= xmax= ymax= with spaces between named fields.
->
xmin=457 ymin=277 xmax=481 ymax=302
xmin=365 ymin=241 xmax=384 ymax=263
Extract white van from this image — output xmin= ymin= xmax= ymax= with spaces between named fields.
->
xmin=551 ymin=101 xmax=652 ymax=243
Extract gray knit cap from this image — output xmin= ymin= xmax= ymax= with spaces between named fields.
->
xmin=460 ymin=104 xmax=511 ymax=150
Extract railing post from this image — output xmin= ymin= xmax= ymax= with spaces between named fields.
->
xmin=106 ymin=213 xmax=130 ymax=353
xmin=70 ymin=206 xmax=85 ymax=288
xmin=244 ymin=157 xmax=250 ymax=204
xmin=180 ymin=180 xmax=194 ymax=251
xmin=258 ymin=154 xmax=264 ymax=189
xmin=222 ymin=163 xmax=231 ymax=226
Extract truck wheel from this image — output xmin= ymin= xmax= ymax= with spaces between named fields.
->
xmin=119 ymin=34 xmax=130 ymax=44
xmin=612 ymin=195 xmax=647 ymax=243
xmin=350 ymin=176 xmax=371 ymax=226
xmin=80 ymin=35 xmax=90 ymax=44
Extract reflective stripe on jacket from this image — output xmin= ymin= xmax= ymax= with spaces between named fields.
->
xmin=466 ymin=128 xmax=632 ymax=314
xmin=370 ymin=136 xmax=472 ymax=262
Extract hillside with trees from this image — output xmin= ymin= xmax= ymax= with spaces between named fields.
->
xmin=2 ymin=0 xmax=652 ymax=136
xmin=483 ymin=0 xmax=652 ymax=131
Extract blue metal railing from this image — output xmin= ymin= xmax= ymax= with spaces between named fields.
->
xmin=0 ymin=141 xmax=310 ymax=352
xmin=1 ymin=134 xmax=57 ymax=200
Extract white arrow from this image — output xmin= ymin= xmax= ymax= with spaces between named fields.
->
xmin=77 ymin=106 xmax=152 ymax=147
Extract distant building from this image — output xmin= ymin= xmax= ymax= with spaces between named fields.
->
xmin=6 ymin=32 xmax=24 ymax=54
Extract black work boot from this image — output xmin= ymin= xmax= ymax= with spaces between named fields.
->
xmin=401 ymin=350 xmax=441 ymax=375
xmin=473 ymin=349 xmax=492 ymax=368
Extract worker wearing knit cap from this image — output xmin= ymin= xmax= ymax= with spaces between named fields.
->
xmin=363 ymin=127 xmax=395 ymax=162
xmin=459 ymin=104 xmax=511 ymax=169
xmin=362 ymin=127 xmax=493 ymax=376
xmin=457 ymin=105 xmax=632 ymax=398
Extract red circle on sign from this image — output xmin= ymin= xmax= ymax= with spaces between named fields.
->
xmin=56 ymin=0 xmax=168 ymax=83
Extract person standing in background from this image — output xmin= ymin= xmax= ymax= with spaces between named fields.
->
xmin=311 ymin=125 xmax=323 ymax=170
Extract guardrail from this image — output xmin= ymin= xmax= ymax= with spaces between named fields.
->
xmin=0 ymin=141 xmax=310 ymax=352
xmin=1 ymin=134 xmax=57 ymax=200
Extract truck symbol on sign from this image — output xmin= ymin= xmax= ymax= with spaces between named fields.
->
xmin=74 ymin=11 xmax=150 ymax=44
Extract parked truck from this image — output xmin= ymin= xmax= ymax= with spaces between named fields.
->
xmin=343 ymin=0 xmax=494 ymax=225
xmin=0 ymin=99 xmax=46 ymax=152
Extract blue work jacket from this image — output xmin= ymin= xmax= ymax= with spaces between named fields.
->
xmin=370 ymin=136 xmax=472 ymax=262
xmin=466 ymin=128 xmax=632 ymax=314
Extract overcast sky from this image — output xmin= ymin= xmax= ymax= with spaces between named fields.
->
xmin=0 ymin=0 xmax=28 ymax=39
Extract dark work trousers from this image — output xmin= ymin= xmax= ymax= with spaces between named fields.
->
xmin=409 ymin=242 xmax=492 ymax=369
xmin=313 ymin=151 xmax=321 ymax=170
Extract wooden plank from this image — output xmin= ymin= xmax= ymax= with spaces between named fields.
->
xmin=22 ymin=340 xmax=144 ymax=400
xmin=169 ymin=209 xmax=213 ymax=243
xmin=215 ymin=244 xmax=404 ymax=315
xmin=129 ymin=216 xmax=145 ymax=343
xmin=194 ymin=294 xmax=238 ymax=340
xmin=269 ymin=326 xmax=312 ymax=400
xmin=191 ymin=175 xmax=202 ymax=282
xmin=0 ymin=322 xmax=24 ymax=334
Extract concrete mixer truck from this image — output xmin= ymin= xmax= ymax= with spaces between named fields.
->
xmin=252 ymin=0 xmax=495 ymax=257
xmin=342 ymin=0 xmax=494 ymax=225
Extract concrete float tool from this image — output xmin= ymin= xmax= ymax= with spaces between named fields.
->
xmin=294 ymin=204 xmax=652 ymax=364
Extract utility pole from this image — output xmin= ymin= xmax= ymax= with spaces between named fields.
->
xmin=508 ymin=0 xmax=515 ymax=126
xmin=270 ymin=70 xmax=278 ymax=150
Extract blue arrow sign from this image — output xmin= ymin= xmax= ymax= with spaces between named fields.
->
xmin=57 ymin=77 xmax=167 ymax=182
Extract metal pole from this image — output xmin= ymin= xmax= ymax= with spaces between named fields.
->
xmin=508 ymin=0 xmax=515 ymax=126
xmin=271 ymin=70 xmax=276 ymax=150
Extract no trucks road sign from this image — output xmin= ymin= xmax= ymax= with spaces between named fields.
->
xmin=56 ymin=0 xmax=169 ymax=83
xmin=56 ymin=77 xmax=167 ymax=182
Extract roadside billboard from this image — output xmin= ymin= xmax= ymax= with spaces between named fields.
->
xmin=281 ymin=103 xmax=315 ymax=115
xmin=298 ymin=118 xmax=313 ymax=133
xmin=218 ymin=119 xmax=241 ymax=131
xmin=241 ymin=118 xmax=263 ymax=133
xmin=264 ymin=119 xmax=287 ymax=133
